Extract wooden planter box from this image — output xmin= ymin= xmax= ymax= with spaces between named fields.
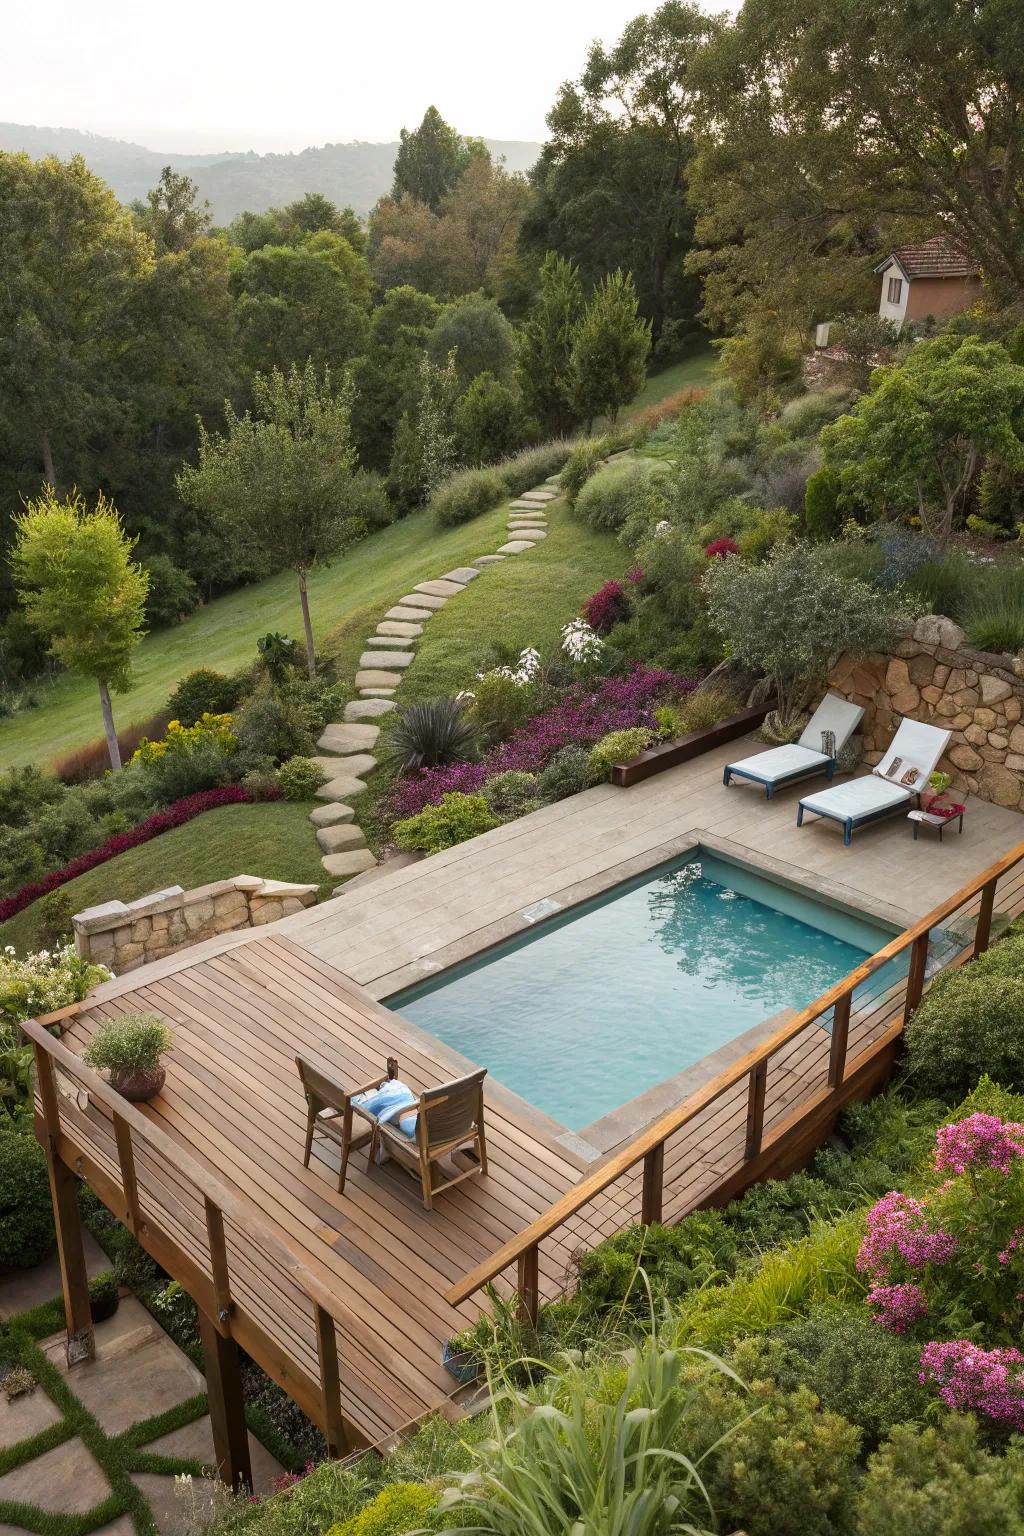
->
xmin=610 ymin=703 xmax=773 ymax=788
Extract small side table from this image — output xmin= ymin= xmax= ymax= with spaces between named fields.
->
xmin=909 ymin=808 xmax=964 ymax=842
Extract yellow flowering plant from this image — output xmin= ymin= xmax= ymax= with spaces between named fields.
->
xmin=131 ymin=713 xmax=237 ymax=766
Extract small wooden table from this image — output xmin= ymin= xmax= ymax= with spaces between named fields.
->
xmin=909 ymin=808 xmax=965 ymax=842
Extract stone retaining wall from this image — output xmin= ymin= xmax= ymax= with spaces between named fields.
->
xmin=829 ymin=615 xmax=1024 ymax=811
xmin=73 ymin=875 xmax=318 ymax=974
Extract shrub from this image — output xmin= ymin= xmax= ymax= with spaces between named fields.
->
xmin=0 ymin=1128 xmax=55 ymax=1267
xmin=454 ymin=373 xmax=527 ymax=465
xmin=431 ymin=467 xmax=508 ymax=528
xmin=0 ymin=944 xmax=110 ymax=1026
xmin=35 ymin=889 xmax=74 ymax=950
xmin=704 ymin=535 xmax=739 ymax=559
xmin=52 ymin=711 xmax=171 ymax=785
xmin=903 ymin=551 xmax=977 ymax=622
xmin=133 ymin=713 xmax=239 ymax=801
xmin=586 ymin=727 xmax=656 ymax=782
xmin=89 ymin=1269 xmax=120 ymax=1323
xmin=480 ymin=771 xmax=539 ymax=821
xmin=470 ymin=671 xmax=535 ymax=749
xmin=855 ymin=1416 xmax=1024 ymax=1536
xmin=277 ymin=756 xmax=329 ymax=802
xmin=964 ymin=559 xmax=1024 ymax=653
xmin=777 ymin=1310 xmax=931 ymax=1446
xmin=257 ymin=632 xmax=303 ymax=682
xmin=83 ymin=1012 xmax=172 ymax=1076
xmin=559 ymin=438 xmax=606 ymax=507
xmin=537 ymin=745 xmax=591 ymax=802
xmin=499 ymin=439 xmax=572 ymax=497
xmin=344 ymin=469 xmax=393 ymax=532
xmin=235 ymin=685 xmax=315 ymax=766
xmin=904 ymin=934 xmax=1024 ymax=1098
xmin=677 ymin=688 xmax=739 ymax=734
xmin=166 ymin=668 xmax=245 ymax=727
xmin=241 ymin=764 xmax=282 ymax=800
xmin=330 ymin=1484 xmax=439 ymax=1536
xmin=582 ymin=580 xmax=630 ymax=634
xmin=389 ymin=698 xmax=477 ymax=772
xmin=575 ymin=1215 xmax=737 ymax=1318
xmin=142 ymin=554 xmax=200 ymax=628
xmin=393 ymin=793 xmax=499 ymax=855
xmin=575 ymin=461 xmax=667 ymax=533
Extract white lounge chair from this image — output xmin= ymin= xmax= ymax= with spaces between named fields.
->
xmin=723 ymin=695 xmax=865 ymax=800
xmin=796 ymin=719 xmax=952 ymax=846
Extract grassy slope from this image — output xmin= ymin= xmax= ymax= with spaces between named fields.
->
xmin=624 ymin=349 xmax=718 ymax=413
xmin=0 ymin=801 xmax=328 ymax=954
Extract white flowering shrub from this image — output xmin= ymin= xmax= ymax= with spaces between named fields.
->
xmin=561 ymin=619 xmax=605 ymax=667
xmin=481 ymin=646 xmax=542 ymax=687
xmin=0 ymin=944 xmax=111 ymax=1029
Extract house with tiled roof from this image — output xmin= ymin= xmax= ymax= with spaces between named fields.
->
xmin=875 ymin=235 xmax=982 ymax=328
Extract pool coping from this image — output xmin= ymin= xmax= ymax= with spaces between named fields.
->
xmin=377 ymin=829 xmax=921 ymax=1165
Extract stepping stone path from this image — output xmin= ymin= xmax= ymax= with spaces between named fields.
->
xmin=310 ymin=482 xmax=557 ymax=883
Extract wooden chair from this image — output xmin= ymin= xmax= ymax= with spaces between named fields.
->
xmin=296 ymin=1054 xmax=399 ymax=1195
xmin=373 ymin=1068 xmax=489 ymax=1210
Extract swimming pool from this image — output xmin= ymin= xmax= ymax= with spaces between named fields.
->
xmin=389 ymin=853 xmax=898 ymax=1134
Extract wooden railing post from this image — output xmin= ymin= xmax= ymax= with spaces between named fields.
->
xmin=905 ymin=929 xmax=930 ymax=1019
xmin=641 ymin=1141 xmax=665 ymax=1226
xmin=205 ymin=1198 xmax=233 ymax=1334
xmin=974 ymin=878 xmax=997 ymax=958
xmin=33 ymin=1046 xmax=94 ymax=1364
xmin=314 ymin=1304 xmax=348 ymax=1458
xmin=113 ymin=1113 xmax=142 ymax=1236
xmin=517 ymin=1242 xmax=540 ymax=1328
xmin=744 ymin=1059 xmax=768 ymax=1161
xmin=828 ymin=991 xmax=852 ymax=1090
xmin=200 ymin=1309 xmax=253 ymax=1491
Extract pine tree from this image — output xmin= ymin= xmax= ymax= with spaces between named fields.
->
xmin=570 ymin=270 xmax=651 ymax=431
xmin=517 ymin=252 xmax=584 ymax=437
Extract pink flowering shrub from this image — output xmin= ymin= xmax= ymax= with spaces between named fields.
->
xmin=704 ymin=536 xmax=740 ymax=559
xmin=857 ymin=1191 xmax=957 ymax=1280
xmin=582 ymin=580 xmax=631 ymax=635
xmin=865 ymin=1282 xmax=929 ymax=1334
xmin=919 ymin=1340 xmax=1024 ymax=1430
xmin=935 ymin=1112 xmax=1024 ymax=1176
xmin=388 ymin=665 xmax=695 ymax=821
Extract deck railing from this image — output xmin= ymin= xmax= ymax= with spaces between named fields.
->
xmin=20 ymin=1013 xmax=352 ymax=1457
xmin=446 ymin=838 xmax=1024 ymax=1322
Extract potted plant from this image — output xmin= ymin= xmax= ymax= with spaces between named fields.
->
xmin=921 ymin=770 xmax=955 ymax=815
xmin=83 ymin=1012 xmax=172 ymax=1101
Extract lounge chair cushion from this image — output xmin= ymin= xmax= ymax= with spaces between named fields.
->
xmin=728 ymin=743 xmax=831 ymax=784
xmin=796 ymin=695 xmax=865 ymax=755
xmin=800 ymin=776 xmax=912 ymax=820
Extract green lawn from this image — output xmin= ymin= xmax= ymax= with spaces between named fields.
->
xmin=624 ymin=348 xmax=718 ymax=413
xmin=0 ymin=801 xmax=329 ymax=954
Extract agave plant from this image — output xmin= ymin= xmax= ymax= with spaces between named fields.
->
xmin=388 ymin=697 xmax=478 ymax=772
xmin=438 ymin=1330 xmax=747 ymax=1535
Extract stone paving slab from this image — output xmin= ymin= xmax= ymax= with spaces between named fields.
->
xmin=317 ymin=824 xmax=368 ymax=854
xmin=310 ymin=753 xmax=377 ymax=779
xmin=359 ymin=650 xmax=414 ymax=670
xmin=321 ymin=849 xmax=378 ymax=877
xmin=520 ymin=489 xmax=556 ymax=501
xmin=345 ymin=699 xmax=396 ymax=720
xmin=139 ymin=1415 xmax=282 ymax=1505
xmin=309 ymin=803 xmax=355 ymax=827
xmin=398 ymin=592 xmax=446 ymax=610
xmin=317 ymin=722 xmax=379 ymax=754
xmin=0 ymin=1437 xmax=111 ymax=1515
xmin=0 ymin=1230 xmax=108 ymax=1320
xmin=473 ymin=554 xmax=505 ymax=564
xmin=413 ymin=580 xmax=462 ymax=598
xmin=384 ymin=605 xmax=435 ymax=622
xmin=441 ymin=567 xmax=480 ymax=584
xmin=508 ymin=528 xmax=546 ymax=540
xmin=316 ymin=776 xmax=368 ymax=801
xmin=359 ymin=687 xmax=397 ymax=698
xmin=509 ymin=499 xmax=543 ymax=510
xmin=508 ymin=523 xmax=546 ymax=533
xmin=355 ymin=669 xmax=402 ymax=689
xmin=368 ymin=634 xmax=419 ymax=648
xmin=376 ymin=620 xmax=423 ymax=638
xmin=0 ymin=1379 xmax=62 ymax=1449
xmin=498 ymin=540 xmax=536 ymax=554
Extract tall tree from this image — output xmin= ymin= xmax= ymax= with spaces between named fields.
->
xmin=134 ymin=166 xmax=211 ymax=255
xmin=390 ymin=106 xmax=484 ymax=211
xmin=176 ymin=363 xmax=361 ymax=674
xmin=234 ymin=231 xmax=371 ymax=374
xmin=11 ymin=491 xmax=148 ymax=770
xmin=570 ymin=270 xmax=651 ymax=430
xmin=352 ymin=286 xmax=440 ymax=470
xmin=517 ymin=253 xmax=584 ymax=436
xmin=428 ymin=292 xmax=516 ymax=386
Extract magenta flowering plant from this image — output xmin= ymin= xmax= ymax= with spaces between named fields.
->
xmin=919 ymin=1340 xmax=1024 ymax=1430
xmin=858 ymin=1191 xmax=957 ymax=1282
xmin=935 ymin=1112 xmax=1024 ymax=1176
xmin=865 ymin=1281 xmax=929 ymax=1334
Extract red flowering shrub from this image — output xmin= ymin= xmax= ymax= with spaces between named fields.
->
xmin=582 ymin=580 xmax=631 ymax=634
xmin=704 ymin=537 xmax=740 ymax=560
xmin=0 ymin=785 xmax=280 ymax=924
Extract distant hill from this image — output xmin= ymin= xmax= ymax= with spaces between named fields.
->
xmin=0 ymin=123 xmax=543 ymax=220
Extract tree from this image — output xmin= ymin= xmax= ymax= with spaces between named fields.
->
xmin=820 ymin=336 xmax=1024 ymax=546
xmin=440 ymin=155 xmax=530 ymax=292
xmin=428 ymin=292 xmax=515 ymax=386
xmin=417 ymin=353 xmax=460 ymax=496
xmin=176 ymin=363 xmax=360 ymax=674
xmin=517 ymin=253 xmax=584 ymax=436
xmin=234 ymin=231 xmax=370 ymax=375
xmin=454 ymin=373 xmax=526 ymax=464
xmin=570 ymin=270 xmax=651 ymax=430
xmin=134 ymin=166 xmax=211 ymax=255
xmin=227 ymin=196 xmax=364 ymax=254
xmin=11 ymin=491 xmax=148 ymax=770
xmin=367 ymin=193 xmax=473 ymax=298
xmin=390 ymin=106 xmax=484 ymax=211
xmin=352 ymin=285 xmax=440 ymax=470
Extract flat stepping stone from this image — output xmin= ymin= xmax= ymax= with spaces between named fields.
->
xmin=0 ymin=1376 xmax=62 ymax=1449
xmin=385 ymin=605 xmax=435 ymax=622
xmin=321 ymin=849 xmax=378 ymax=878
xmin=508 ymin=528 xmax=546 ymax=540
xmin=317 ymin=721 xmax=379 ymax=754
xmin=309 ymin=802 xmax=354 ymax=827
xmin=413 ymin=579 xmax=462 ymax=598
xmin=545 ymin=474 xmax=561 ymax=482
xmin=508 ymin=521 xmax=547 ymax=532
xmin=310 ymin=753 xmax=376 ymax=778
xmin=360 ymin=687 xmax=397 ymax=697
xmin=316 ymin=775 xmax=368 ymax=799
xmin=317 ymin=823 xmax=368 ymax=854
xmin=0 ymin=1436 xmax=110 ymax=1515
xmin=474 ymin=554 xmax=506 ymax=564
xmin=399 ymin=592 xmax=447 ymax=609
xmin=498 ymin=540 xmax=536 ymax=554
xmin=376 ymin=620 xmax=423 ymax=638
xmin=355 ymin=668 xmax=402 ymax=689
xmin=139 ymin=1416 xmax=281 ymax=1497
xmin=369 ymin=633 xmax=419 ymax=648
xmin=521 ymin=489 xmax=556 ymax=501
xmin=509 ymin=499 xmax=544 ymax=510
xmin=359 ymin=650 xmax=414 ymax=670
xmin=441 ymin=567 xmax=481 ymax=585
xmin=345 ymin=698 xmax=395 ymax=720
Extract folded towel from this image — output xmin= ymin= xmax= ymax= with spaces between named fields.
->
xmin=378 ymin=1098 xmax=418 ymax=1138
xmin=354 ymin=1079 xmax=416 ymax=1118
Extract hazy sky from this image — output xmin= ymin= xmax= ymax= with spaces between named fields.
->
xmin=6 ymin=0 xmax=667 ymax=153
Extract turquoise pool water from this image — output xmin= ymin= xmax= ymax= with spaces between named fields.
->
xmin=389 ymin=854 xmax=897 ymax=1132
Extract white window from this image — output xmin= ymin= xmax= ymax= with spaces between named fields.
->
xmin=887 ymin=275 xmax=903 ymax=305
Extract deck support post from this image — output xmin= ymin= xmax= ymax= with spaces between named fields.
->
xmin=641 ymin=1142 xmax=664 ymax=1226
xmin=974 ymin=880 xmax=996 ymax=959
xmin=517 ymin=1242 xmax=540 ymax=1328
xmin=33 ymin=1047 xmax=94 ymax=1364
xmin=199 ymin=1309 xmax=252 ymax=1492
xmin=744 ymin=1060 xmax=768 ymax=1162
xmin=827 ymin=992 xmax=852 ymax=1091
xmin=314 ymin=1305 xmax=349 ymax=1459
xmin=905 ymin=930 xmax=930 ymax=1020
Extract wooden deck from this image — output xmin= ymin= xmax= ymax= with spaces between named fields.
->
xmin=42 ymin=736 xmax=1024 ymax=1449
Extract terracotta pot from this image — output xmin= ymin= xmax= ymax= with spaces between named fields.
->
xmin=110 ymin=1065 xmax=165 ymax=1102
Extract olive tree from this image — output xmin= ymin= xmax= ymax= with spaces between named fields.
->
xmin=702 ymin=543 xmax=906 ymax=729
xmin=12 ymin=491 xmax=148 ymax=770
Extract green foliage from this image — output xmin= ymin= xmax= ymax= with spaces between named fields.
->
xmin=470 ymin=671 xmax=535 ymax=748
xmin=234 ymin=683 xmax=316 ymax=767
xmin=388 ymin=698 xmax=478 ymax=771
xmin=393 ymin=793 xmax=499 ymax=855
xmin=234 ymin=232 xmax=370 ymax=379
xmin=83 ymin=1012 xmax=172 ymax=1076
xmin=329 ymin=1483 xmax=440 ymax=1536
xmin=453 ymin=373 xmax=526 ymax=465
xmin=536 ymin=745 xmax=591 ymax=802
xmin=166 ymin=668 xmax=244 ymax=727
xmin=855 ymin=1417 xmax=1024 ymax=1536
xmin=570 ymin=269 xmax=651 ymax=428
xmin=480 ymin=772 xmax=539 ymax=821
xmin=142 ymin=555 xmax=200 ymax=629
xmin=391 ymin=105 xmax=481 ymax=211
xmin=575 ymin=461 xmax=669 ymax=534
xmin=559 ymin=438 xmax=607 ymax=507
xmin=803 ymin=467 xmax=843 ymax=540
xmin=88 ymin=1270 xmax=120 ymax=1324
xmin=429 ymin=293 xmax=515 ymax=385
xmin=0 ymin=1127 xmax=55 ymax=1268
xmin=0 ymin=944 xmax=110 ymax=1026
xmin=775 ymin=1310 xmax=931 ymax=1447
xmin=499 ymin=441 xmax=573 ymax=496
xmin=34 ymin=890 xmax=74 ymax=951
xmin=575 ymin=1215 xmax=738 ymax=1317
xmin=432 ymin=466 xmax=508 ymax=528
xmin=276 ymin=757 xmax=328 ymax=802
xmin=516 ymin=253 xmax=584 ymax=437
xmin=586 ymin=727 xmax=656 ymax=782
xmin=963 ymin=559 xmax=1024 ymax=653
xmin=905 ymin=932 xmax=1024 ymax=1099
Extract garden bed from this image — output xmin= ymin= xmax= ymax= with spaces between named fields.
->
xmin=610 ymin=702 xmax=773 ymax=787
